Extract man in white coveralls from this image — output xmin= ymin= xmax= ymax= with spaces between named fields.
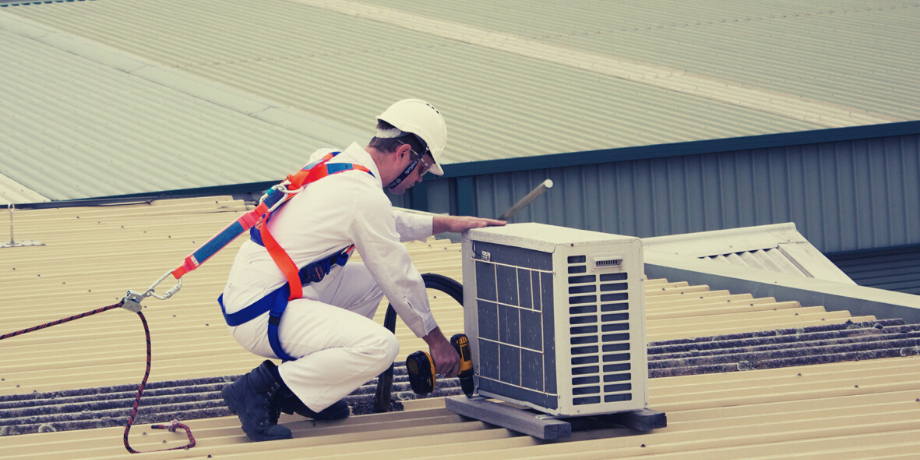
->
xmin=219 ymin=99 xmax=505 ymax=441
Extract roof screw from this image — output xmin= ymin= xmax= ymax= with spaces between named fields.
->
xmin=854 ymin=385 xmax=859 ymax=388
xmin=640 ymin=444 xmax=646 ymax=448
xmin=205 ymin=324 xmax=209 ymax=326
xmin=142 ymin=432 xmax=147 ymax=435
xmin=797 ymin=373 xmax=802 ymax=377
xmin=16 ymin=385 xmax=19 ymax=387
xmin=163 ymin=440 xmax=167 ymax=443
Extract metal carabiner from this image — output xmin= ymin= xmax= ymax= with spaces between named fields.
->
xmin=144 ymin=270 xmax=183 ymax=300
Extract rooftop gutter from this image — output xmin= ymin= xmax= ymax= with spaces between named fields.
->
xmin=645 ymin=250 xmax=920 ymax=324
xmin=439 ymin=120 xmax=920 ymax=178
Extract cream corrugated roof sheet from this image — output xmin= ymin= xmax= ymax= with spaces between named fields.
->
xmin=1 ymin=198 xmax=918 ymax=458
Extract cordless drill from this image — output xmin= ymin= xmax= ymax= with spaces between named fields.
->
xmin=406 ymin=333 xmax=474 ymax=397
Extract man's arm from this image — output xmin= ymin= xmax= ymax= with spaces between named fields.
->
xmin=433 ymin=215 xmax=506 ymax=234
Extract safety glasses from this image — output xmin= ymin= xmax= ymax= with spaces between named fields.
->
xmin=414 ymin=152 xmax=432 ymax=177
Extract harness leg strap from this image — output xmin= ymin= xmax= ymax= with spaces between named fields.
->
xmin=268 ymin=290 xmax=295 ymax=362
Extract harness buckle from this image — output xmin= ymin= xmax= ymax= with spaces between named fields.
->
xmin=268 ymin=314 xmax=282 ymax=327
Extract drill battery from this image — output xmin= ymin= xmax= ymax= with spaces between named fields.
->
xmin=405 ymin=333 xmax=474 ymax=397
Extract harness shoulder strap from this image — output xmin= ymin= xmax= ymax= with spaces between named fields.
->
xmin=255 ymin=157 xmax=373 ymax=301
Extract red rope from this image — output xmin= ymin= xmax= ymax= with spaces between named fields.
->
xmin=0 ymin=303 xmax=123 ymax=340
xmin=0 ymin=302 xmax=196 ymax=453
xmin=123 ymin=311 xmax=195 ymax=453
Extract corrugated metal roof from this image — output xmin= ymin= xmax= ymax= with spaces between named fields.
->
xmin=0 ymin=10 xmax=371 ymax=202
xmin=2 ymin=198 xmax=919 ymax=457
xmin=357 ymin=0 xmax=920 ymax=121
xmin=12 ymin=0 xmax=916 ymax=199
xmin=3 ymin=0 xmax=919 ymax=202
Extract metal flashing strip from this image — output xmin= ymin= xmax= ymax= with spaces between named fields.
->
xmin=0 ymin=172 xmax=50 ymax=205
xmin=645 ymin=251 xmax=920 ymax=324
xmin=643 ymin=223 xmax=855 ymax=285
xmin=0 ymin=0 xmax=94 ymax=6
xmin=438 ymin=120 xmax=920 ymax=177
xmin=293 ymin=0 xmax=901 ymax=129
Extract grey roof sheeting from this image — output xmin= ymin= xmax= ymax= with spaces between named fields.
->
xmin=0 ymin=10 xmax=371 ymax=202
xmin=3 ymin=0 xmax=919 ymax=202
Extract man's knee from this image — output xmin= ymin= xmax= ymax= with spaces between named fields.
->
xmin=367 ymin=329 xmax=400 ymax=372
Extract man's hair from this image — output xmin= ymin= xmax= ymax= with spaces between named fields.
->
xmin=369 ymin=120 xmax=427 ymax=156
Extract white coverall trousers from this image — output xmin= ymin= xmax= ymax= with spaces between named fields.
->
xmin=227 ymin=262 xmax=400 ymax=412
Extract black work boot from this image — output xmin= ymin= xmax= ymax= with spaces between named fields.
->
xmin=222 ymin=360 xmax=293 ymax=441
xmin=279 ymin=390 xmax=351 ymax=422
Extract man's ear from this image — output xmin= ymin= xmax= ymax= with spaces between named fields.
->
xmin=395 ymin=142 xmax=413 ymax=161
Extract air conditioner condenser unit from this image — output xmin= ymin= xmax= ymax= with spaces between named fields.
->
xmin=461 ymin=223 xmax=648 ymax=417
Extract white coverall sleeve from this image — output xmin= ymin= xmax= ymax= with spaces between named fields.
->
xmin=348 ymin=190 xmax=438 ymax=338
xmin=394 ymin=210 xmax=434 ymax=243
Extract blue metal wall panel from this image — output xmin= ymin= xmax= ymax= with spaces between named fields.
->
xmin=828 ymin=245 xmax=920 ymax=295
xmin=468 ymin=133 xmax=920 ymax=254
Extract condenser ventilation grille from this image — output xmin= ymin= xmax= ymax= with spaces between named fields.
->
xmin=567 ymin=255 xmax=633 ymax=406
xmin=473 ymin=241 xmax=558 ymax=410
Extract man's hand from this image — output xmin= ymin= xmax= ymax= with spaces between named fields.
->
xmin=422 ymin=326 xmax=460 ymax=378
xmin=433 ymin=215 xmax=506 ymax=234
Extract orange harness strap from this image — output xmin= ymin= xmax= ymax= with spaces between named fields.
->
xmin=255 ymin=160 xmax=372 ymax=301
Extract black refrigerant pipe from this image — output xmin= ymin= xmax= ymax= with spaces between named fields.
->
xmin=373 ymin=273 xmax=463 ymax=412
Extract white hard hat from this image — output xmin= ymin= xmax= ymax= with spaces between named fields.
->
xmin=376 ymin=99 xmax=447 ymax=176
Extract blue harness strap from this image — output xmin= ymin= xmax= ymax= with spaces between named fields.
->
xmin=218 ymin=285 xmax=291 ymax=361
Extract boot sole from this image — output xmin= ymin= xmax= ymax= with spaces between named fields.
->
xmin=221 ymin=385 xmax=292 ymax=442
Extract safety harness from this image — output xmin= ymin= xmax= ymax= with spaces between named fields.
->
xmin=213 ymin=151 xmax=374 ymax=361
